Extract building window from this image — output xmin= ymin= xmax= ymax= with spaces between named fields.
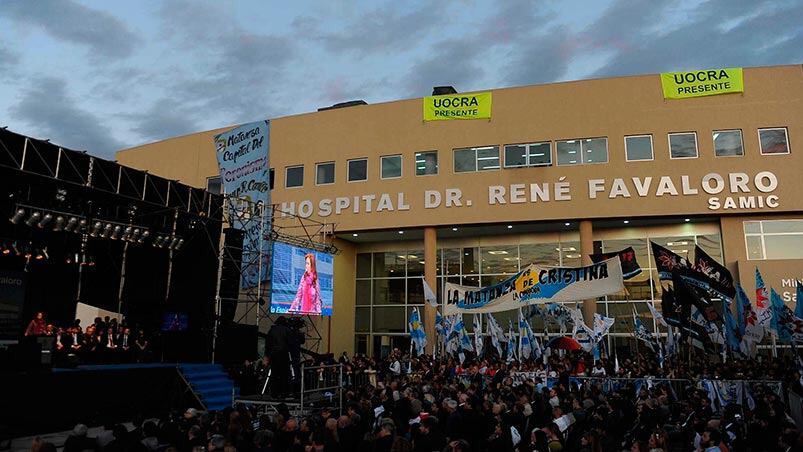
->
xmin=504 ymin=142 xmax=551 ymax=168
xmin=625 ymin=135 xmax=653 ymax=161
xmin=713 ymin=130 xmax=744 ymax=157
xmin=758 ymin=127 xmax=790 ymax=155
xmin=348 ymin=158 xmax=367 ymax=182
xmin=316 ymin=162 xmax=335 ymax=185
xmin=415 ymin=151 xmax=438 ymax=176
xmin=206 ymin=176 xmax=222 ymax=194
xmin=744 ymin=219 xmax=803 ymax=260
xmin=285 ymin=165 xmax=303 ymax=188
xmin=668 ymin=132 xmax=698 ymax=159
xmin=556 ymin=138 xmax=608 ymax=165
xmin=381 ymin=155 xmax=402 ymax=179
xmin=454 ymin=146 xmax=500 ymax=173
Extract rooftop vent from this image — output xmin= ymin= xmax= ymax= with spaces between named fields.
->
xmin=432 ymin=86 xmax=458 ymax=96
xmin=317 ymin=100 xmax=368 ymax=112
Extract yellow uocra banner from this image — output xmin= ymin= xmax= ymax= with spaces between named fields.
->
xmin=423 ymin=92 xmax=492 ymax=121
xmin=660 ymin=68 xmax=743 ymax=99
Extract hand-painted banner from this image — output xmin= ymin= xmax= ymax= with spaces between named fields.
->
xmin=423 ymin=92 xmax=492 ymax=121
xmin=214 ymin=120 xmax=271 ymax=289
xmin=444 ymin=257 xmax=624 ymax=315
xmin=660 ymin=68 xmax=743 ymax=99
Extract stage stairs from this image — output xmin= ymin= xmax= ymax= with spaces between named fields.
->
xmin=177 ymin=363 xmax=238 ymax=411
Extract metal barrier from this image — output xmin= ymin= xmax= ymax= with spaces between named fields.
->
xmin=300 ymin=363 xmax=343 ymax=414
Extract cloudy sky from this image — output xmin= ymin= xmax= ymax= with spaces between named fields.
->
xmin=0 ymin=0 xmax=801 ymax=158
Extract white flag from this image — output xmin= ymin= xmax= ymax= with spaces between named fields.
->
xmin=422 ymin=277 xmax=438 ymax=307
xmin=647 ymin=301 xmax=667 ymax=328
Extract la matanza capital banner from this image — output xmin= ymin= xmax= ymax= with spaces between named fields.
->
xmin=660 ymin=68 xmax=743 ymax=99
xmin=423 ymin=91 xmax=492 ymax=121
xmin=444 ymin=257 xmax=624 ymax=315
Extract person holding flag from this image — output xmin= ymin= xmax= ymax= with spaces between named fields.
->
xmin=472 ymin=314 xmax=483 ymax=357
xmin=407 ymin=307 xmax=427 ymax=356
xmin=486 ymin=313 xmax=505 ymax=357
xmin=506 ymin=320 xmax=517 ymax=364
xmin=518 ymin=309 xmax=532 ymax=360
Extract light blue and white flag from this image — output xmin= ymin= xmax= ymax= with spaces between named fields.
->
xmin=473 ymin=314 xmax=483 ymax=357
xmin=422 ymin=277 xmax=438 ymax=308
xmin=518 ymin=309 xmax=532 ymax=359
xmin=506 ymin=321 xmax=517 ymax=363
xmin=408 ymin=307 xmax=427 ymax=355
xmin=486 ymin=313 xmax=505 ymax=357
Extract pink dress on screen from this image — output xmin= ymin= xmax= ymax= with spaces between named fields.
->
xmin=289 ymin=272 xmax=322 ymax=314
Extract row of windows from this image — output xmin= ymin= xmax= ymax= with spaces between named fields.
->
xmin=744 ymin=219 xmax=803 ymax=260
xmin=283 ymin=127 xmax=790 ymax=187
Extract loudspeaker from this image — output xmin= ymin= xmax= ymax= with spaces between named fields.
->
xmin=215 ymin=323 xmax=257 ymax=364
xmin=219 ymin=228 xmax=244 ymax=322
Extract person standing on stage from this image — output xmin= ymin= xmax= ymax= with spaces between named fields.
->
xmin=24 ymin=311 xmax=47 ymax=336
xmin=288 ymin=253 xmax=322 ymax=315
xmin=266 ymin=316 xmax=292 ymax=397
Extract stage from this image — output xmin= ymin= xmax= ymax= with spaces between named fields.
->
xmin=0 ymin=363 xmax=202 ymax=439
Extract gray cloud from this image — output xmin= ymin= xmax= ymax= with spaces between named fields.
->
xmin=0 ymin=45 xmax=20 ymax=80
xmin=11 ymin=77 xmax=124 ymax=156
xmin=156 ymin=0 xmax=296 ymax=124
xmin=125 ymin=98 xmax=201 ymax=144
xmin=589 ymin=0 xmax=803 ymax=77
xmin=504 ymin=25 xmax=575 ymax=86
xmin=0 ymin=0 xmax=139 ymax=59
xmin=403 ymin=38 xmax=489 ymax=98
xmin=318 ymin=3 xmax=447 ymax=56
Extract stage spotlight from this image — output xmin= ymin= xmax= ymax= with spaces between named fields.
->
xmin=53 ymin=216 xmax=66 ymax=231
xmin=138 ymin=230 xmax=150 ymax=244
xmin=1 ymin=243 xmax=10 ymax=255
xmin=42 ymin=248 xmax=49 ymax=260
xmin=9 ymin=208 xmax=25 ymax=224
xmin=174 ymin=238 xmax=185 ymax=250
xmin=111 ymin=225 xmax=123 ymax=240
xmin=169 ymin=237 xmax=180 ymax=249
xmin=129 ymin=228 xmax=140 ymax=242
xmin=78 ymin=219 xmax=88 ymax=232
xmin=64 ymin=217 xmax=78 ymax=232
xmin=122 ymin=226 xmax=133 ymax=241
xmin=35 ymin=249 xmax=44 ymax=260
xmin=90 ymin=221 xmax=103 ymax=237
xmin=12 ymin=242 xmax=20 ymax=255
xmin=24 ymin=247 xmax=32 ymax=259
xmin=101 ymin=223 xmax=113 ymax=238
xmin=25 ymin=212 xmax=42 ymax=227
xmin=37 ymin=213 xmax=53 ymax=228
xmin=87 ymin=257 xmax=95 ymax=267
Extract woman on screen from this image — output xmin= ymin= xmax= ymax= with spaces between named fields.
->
xmin=289 ymin=253 xmax=322 ymax=314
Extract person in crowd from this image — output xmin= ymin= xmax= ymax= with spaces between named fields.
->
xmin=25 ymin=311 xmax=47 ymax=336
xmin=63 ymin=424 xmax=95 ymax=452
xmin=135 ymin=329 xmax=151 ymax=363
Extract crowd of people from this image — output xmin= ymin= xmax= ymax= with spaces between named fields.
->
xmin=222 ymin=347 xmax=803 ymax=452
xmin=20 ymin=315 xmax=803 ymax=451
xmin=24 ymin=311 xmax=154 ymax=364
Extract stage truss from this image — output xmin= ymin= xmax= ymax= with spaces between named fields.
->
xmin=211 ymin=195 xmax=338 ymax=361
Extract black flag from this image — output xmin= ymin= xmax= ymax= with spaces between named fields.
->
xmin=650 ymin=242 xmax=691 ymax=281
xmin=692 ymin=245 xmax=735 ymax=299
xmin=590 ymin=246 xmax=642 ymax=280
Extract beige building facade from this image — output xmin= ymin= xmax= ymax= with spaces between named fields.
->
xmin=117 ymin=65 xmax=803 ymax=356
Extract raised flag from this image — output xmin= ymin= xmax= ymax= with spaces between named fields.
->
xmin=473 ymin=314 xmax=483 ymax=357
xmin=736 ymin=284 xmax=763 ymax=355
xmin=486 ymin=313 xmax=505 ymax=356
xmin=590 ymin=246 xmax=643 ymax=279
xmin=408 ymin=307 xmax=427 ymax=355
xmin=506 ymin=321 xmax=517 ymax=363
xmin=796 ymin=281 xmax=803 ymax=319
xmin=422 ymin=277 xmax=438 ymax=308
xmin=755 ymin=269 xmax=773 ymax=327
xmin=651 ymin=242 xmax=691 ymax=280
xmin=647 ymin=301 xmax=668 ymax=328
xmin=771 ymin=288 xmax=803 ymax=342
xmin=518 ymin=309 xmax=532 ymax=359
xmin=692 ymin=245 xmax=735 ymax=298
xmin=723 ymin=300 xmax=742 ymax=356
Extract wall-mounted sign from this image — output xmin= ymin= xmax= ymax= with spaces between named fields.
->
xmin=423 ymin=92 xmax=492 ymax=121
xmin=661 ymin=68 xmax=743 ymax=99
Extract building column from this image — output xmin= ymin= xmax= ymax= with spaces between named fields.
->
xmin=424 ymin=227 xmax=437 ymax=354
xmin=579 ymin=220 xmax=595 ymax=325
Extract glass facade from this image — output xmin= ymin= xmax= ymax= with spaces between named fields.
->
xmin=353 ymin=230 xmax=723 ymax=356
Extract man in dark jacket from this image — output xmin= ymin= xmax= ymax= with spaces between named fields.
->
xmin=414 ymin=417 xmax=447 ymax=452
xmin=266 ymin=317 xmax=292 ymax=397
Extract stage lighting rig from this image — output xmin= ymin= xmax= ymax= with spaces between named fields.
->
xmin=9 ymin=208 xmax=25 ymax=224
xmin=37 ymin=213 xmax=53 ymax=228
xmin=64 ymin=217 xmax=79 ymax=232
xmin=53 ymin=216 xmax=66 ymax=231
xmin=24 ymin=212 xmax=41 ymax=227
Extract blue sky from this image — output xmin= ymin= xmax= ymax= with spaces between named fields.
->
xmin=0 ymin=0 xmax=801 ymax=158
